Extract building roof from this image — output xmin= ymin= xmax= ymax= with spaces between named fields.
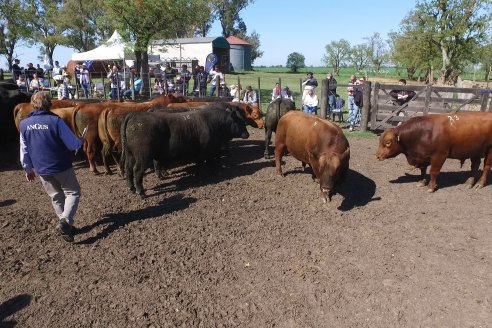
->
xmin=151 ymin=36 xmax=230 ymax=49
xmin=226 ymin=36 xmax=251 ymax=45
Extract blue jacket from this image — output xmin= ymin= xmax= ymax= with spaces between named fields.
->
xmin=20 ymin=110 xmax=82 ymax=176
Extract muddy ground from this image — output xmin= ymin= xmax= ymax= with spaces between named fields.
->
xmin=1 ymin=127 xmax=491 ymax=327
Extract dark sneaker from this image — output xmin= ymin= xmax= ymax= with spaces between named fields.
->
xmin=56 ymin=220 xmax=74 ymax=242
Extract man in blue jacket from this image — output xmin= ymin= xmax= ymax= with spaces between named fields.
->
xmin=20 ymin=93 xmax=83 ymax=242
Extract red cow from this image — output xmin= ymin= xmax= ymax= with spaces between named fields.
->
xmin=13 ymin=99 xmax=77 ymax=131
xmin=275 ymin=111 xmax=350 ymax=203
xmin=73 ymin=94 xmax=187 ymax=174
xmin=375 ymin=112 xmax=492 ymax=192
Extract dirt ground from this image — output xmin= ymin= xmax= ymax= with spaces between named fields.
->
xmin=1 ymin=126 xmax=491 ymax=328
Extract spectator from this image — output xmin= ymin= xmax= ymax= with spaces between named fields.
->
xmin=154 ymin=76 xmax=165 ymax=94
xmin=54 ymin=75 xmax=69 ymax=100
xmin=36 ymin=64 xmax=45 ymax=80
xmin=302 ymin=88 xmax=318 ymax=115
xmin=123 ymin=75 xmax=143 ymax=99
xmin=180 ymin=64 xmax=192 ymax=96
xmin=272 ymin=82 xmax=281 ymax=101
xmin=73 ymin=64 xmax=81 ymax=87
xmin=53 ymin=61 xmax=62 ymax=76
xmin=229 ymin=84 xmax=240 ymax=101
xmin=193 ymin=65 xmax=208 ymax=96
xmin=29 ymin=73 xmax=42 ymax=92
xmin=19 ymin=92 xmax=82 ymax=242
xmin=302 ymin=71 xmax=318 ymax=100
xmin=243 ymin=85 xmax=258 ymax=105
xmin=208 ymin=65 xmax=223 ymax=97
xmin=390 ymin=79 xmax=416 ymax=106
xmin=218 ymin=82 xmax=232 ymax=99
xmin=12 ymin=59 xmax=23 ymax=80
xmin=25 ymin=63 xmax=37 ymax=80
xmin=332 ymin=94 xmax=345 ymax=123
xmin=79 ymin=64 xmax=91 ymax=98
xmin=281 ymin=86 xmax=294 ymax=102
xmin=107 ymin=65 xmax=122 ymax=99
xmin=325 ymin=72 xmax=337 ymax=118
xmin=347 ymin=75 xmax=362 ymax=131
xmin=16 ymin=75 xmax=27 ymax=91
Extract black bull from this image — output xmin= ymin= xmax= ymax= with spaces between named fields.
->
xmin=263 ymin=98 xmax=296 ymax=158
xmin=120 ymin=106 xmax=250 ymax=197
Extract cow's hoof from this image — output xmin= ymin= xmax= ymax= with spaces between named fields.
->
xmin=137 ymin=192 xmax=146 ymax=199
xmin=264 ymin=154 xmax=270 ymax=159
xmin=427 ymin=188 xmax=435 ymax=193
xmin=417 ymin=180 xmax=427 ymax=187
xmin=475 ymin=184 xmax=484 ymax=189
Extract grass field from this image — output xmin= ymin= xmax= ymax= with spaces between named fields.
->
xmin=224 ymin=66 xmax=406 ymax=113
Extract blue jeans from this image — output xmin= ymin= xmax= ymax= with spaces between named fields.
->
xmin=348 ymin=96 xmax=359 ymax=126
xmin=326 ymin=94 xmax=335 ymax=115
xmin=110 ymin=87 xmax=119 ymax=99
xmin=209 ymin=84 xmax=217 ymax=96
xmin=303 ymin=105 xmax=317 ymax=115
xmin=81 ymin=82 xmax=90 ymax=98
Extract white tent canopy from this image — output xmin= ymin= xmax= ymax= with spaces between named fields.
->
xmin=71 ymin=30 xmax=133 ymax=61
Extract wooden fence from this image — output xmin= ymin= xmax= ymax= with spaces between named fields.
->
xmin=321 ymin=81 xmax=492 ymax=132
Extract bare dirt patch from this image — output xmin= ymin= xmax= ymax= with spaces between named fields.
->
xmin=1 ymin=127 xmax=491 ymax=327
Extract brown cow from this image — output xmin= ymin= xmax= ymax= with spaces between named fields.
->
xmin=74 ymin=94 xmax=188 ymax=174
xmin=375 ymin=112 xmax=492 ymax=192
xmin=50 ymin=107 xmax=76 ymax=131
xmin=275 ymin=111 xmax=350 ymax=202
xmin=98 ymin=105 xmax=152 ymax=174
xmin=13 ymin=99 xmax=76 ymax=131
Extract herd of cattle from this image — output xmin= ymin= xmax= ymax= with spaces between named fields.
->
xmin=2 ymin=80 xmax=492 ymax=202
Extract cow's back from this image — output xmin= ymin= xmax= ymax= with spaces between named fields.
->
xmin=400 ymin=112 xmax=492 ymax=160
xmin=265 ymin=98 xmax=295 ymax=131
xmin=276 ymin=111 xmax=346 ymax=162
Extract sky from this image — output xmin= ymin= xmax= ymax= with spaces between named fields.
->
xmin=2 ymin=0 xmax=418 ymax=69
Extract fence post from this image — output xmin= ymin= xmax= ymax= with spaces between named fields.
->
xmin=360 ymin=81 xmax=371 ymax=131
xmin=257 ymin=76 xmax=261 ymax=112
xmin=480 ymin=89 xmax=489 ymax=112
xmin=424 ymin=84 xmax=432 ymax=115
xmin=320 ymin=79 xmax=328 ymax=119
xmin=371 ymin=82 xmax=380 ymax=130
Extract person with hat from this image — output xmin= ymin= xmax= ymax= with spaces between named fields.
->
xmin=207 ymin=65 xmax=224 ymax=96
xmin=79 ymin=64 xmax=91 ymax=98
xmin=54 ymin=74 xmax=68 ymax=100
xmin=301 ymin=72 xmax=318 ymax=101
xmin=243 ymin=85 xmax=258 ymax=106
xmin=19 ymin=92 xmax=83 ymax=242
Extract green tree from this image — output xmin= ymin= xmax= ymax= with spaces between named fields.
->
xmin=215 ymin=0 xmax=255 ymax=37
xmin=322 ymin=39 xmax=351 ymax=76
xmin=235 ymin=30 xmax=263 ymax=65
xmin=477 ymin=40 xmax=492 ymax=84
xmin=104 ymin=0 xmax=210 ymax=94
xmin=411 ymin=0 xmax=491 ymax=84
xmin=364 ymin=32 xmax=389 ymax=73
xmin=349 ymin=44 xmax=370 ymax=72
xmin=286 ymin=52 xmax=305 ymax=73
xmin=58 ymin=0 xmax=113 ymax=52
xmin=0 ymin=0 xmax=31 ymax=70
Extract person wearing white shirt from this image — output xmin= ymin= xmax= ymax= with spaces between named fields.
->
xmin=302 ymin=88 xmax=318 ymax=115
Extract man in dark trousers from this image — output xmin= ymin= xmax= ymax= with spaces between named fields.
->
xmin=20 ymin=93 xmax=83 ymax=242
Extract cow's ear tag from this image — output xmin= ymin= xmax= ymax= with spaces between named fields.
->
xmin=397 ymin=135 xmax=400 ymax=142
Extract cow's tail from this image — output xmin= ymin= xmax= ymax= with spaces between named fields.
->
xmin=276 ymin=99 xmax=281 ymax=121
xmin=72 ymin=105 xmax=82 ymax=137
xmin=119 ymin=112 xmax=132 ymax=177
xmin=99 ymin=108 xmax=111 ymax=157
